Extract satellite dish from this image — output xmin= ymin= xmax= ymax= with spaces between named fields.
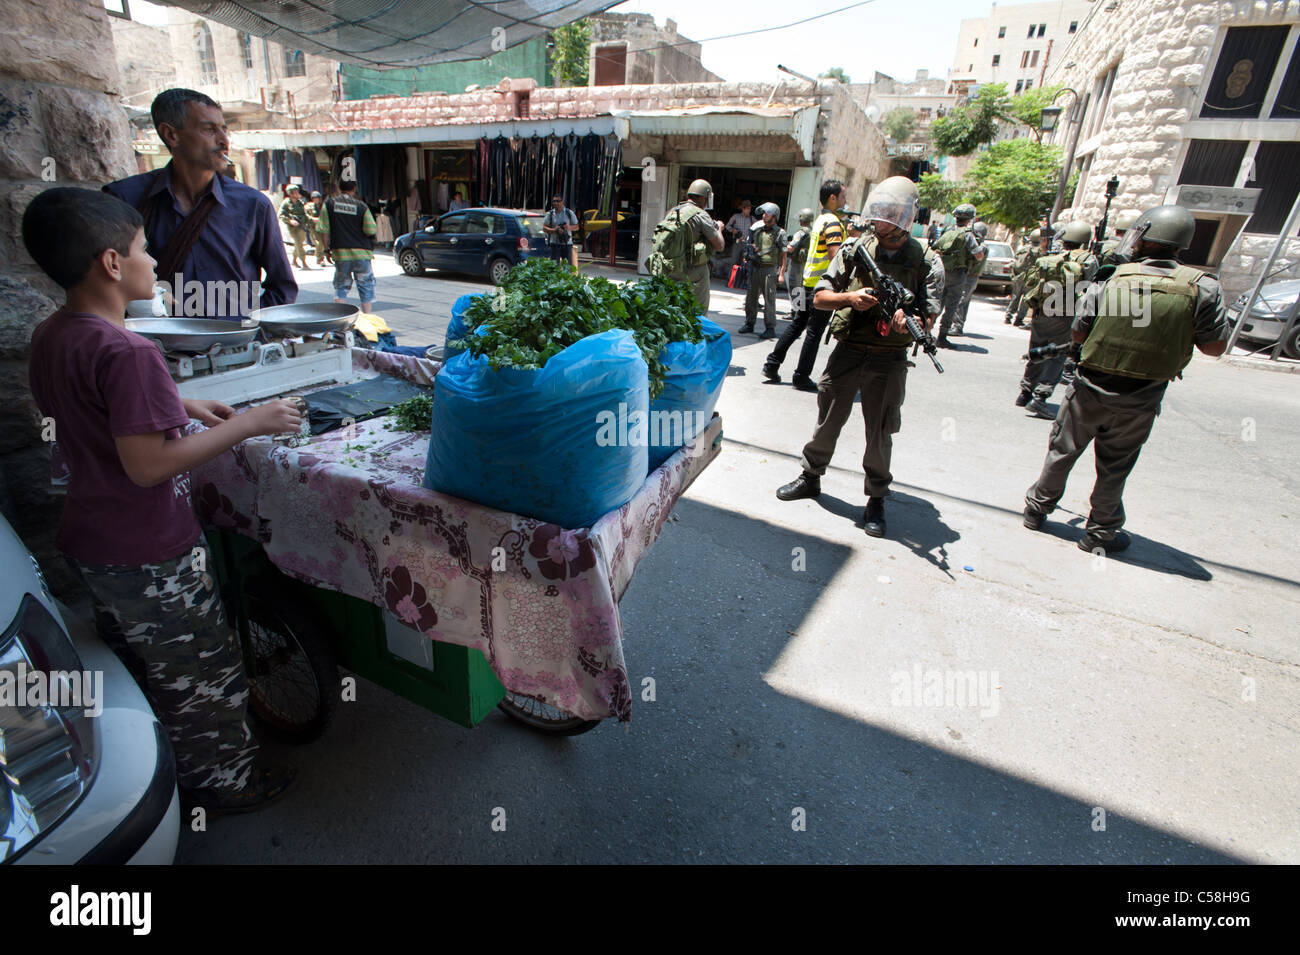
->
xmin=865 ymin=104 xmax=881 ymax=123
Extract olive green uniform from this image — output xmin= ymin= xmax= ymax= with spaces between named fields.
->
xmin=798 ymin=236 xmax=944 ymax=497
xmin=934 ymin=225 xmax=984 ymax=337
xmin=1004 ymin=244 xmax=1036 ymax=324
xmin=279 ymin=195 xmax=310 ymax=264
xmin=1025 ymin=258 xmax=1228 ymax=542
xmin=743 ymin=221 xmax=789 ymax=333
xmin=653 ymin=201 xmax=722 ymax=312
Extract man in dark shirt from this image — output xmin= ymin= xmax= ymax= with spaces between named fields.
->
xmin=104 ymin=88 xmax=296 ymax=320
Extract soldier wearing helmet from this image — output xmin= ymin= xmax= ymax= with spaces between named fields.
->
xmin=763 ymin=180 xmax=848 ymax=390
xmin=933 ymin=201 xmax=986 ymax=345
xmin=1004 ymin=228 xmax=1040 ymax=327
xmin=1098 ymin=209 xmax=1140 ymax=271
xmin=776 ymin=176 xmax=944 ymax=539
xmin=951 ymin=219 xmax=990 ymax=333
xmin=775 ymin=207 xmax=817 ymax=337
xmin=648 ymin=178 xmax=725 ymax=312
xmin=1023 ymin=205 xmax=1229 ymax=554
xmin=741 ymin=202 xmax=789 ymax=339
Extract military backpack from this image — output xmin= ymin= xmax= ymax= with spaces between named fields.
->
xmin=647 ymin=202 xmax=709 ymax=277
xmin=933 ymin=225 xmax=973 ymax=272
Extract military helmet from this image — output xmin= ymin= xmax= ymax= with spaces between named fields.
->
xmin=1113 ymin=210 xmax=1139 ymax=233
xmin=953 ymin=202 xmax=976 ymax=221
xmin=972 ymin=221 xmax=988 ymax=238
xmin=1129 ymin=204 xmax=1196 ymax=251
xmin=1062 ymin=221 xmax=1092 ymax=244
xmin=863 ymin=176 xmax=919 ymax=234
xmin=798 ymin=207 xmax=815 ymax=225
xmin=1029 ymin=228 xmax=1041 ymax=242
xmin=759 ymin=201 xmax=781 ymax=220
xmin=686 ymin=178 xmax=713 ymax=201
xmin=310 ymin=190 xmax=323 ymax=199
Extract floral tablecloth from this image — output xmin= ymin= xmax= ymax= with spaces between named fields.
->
xmin=189 ymin=350 xmax=722 ymax=721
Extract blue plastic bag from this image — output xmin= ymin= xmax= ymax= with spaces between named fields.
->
xmin=445 ymin=293 xmax=484 ymax=358
xmin=647 ymin=318 xmax=731 ymax=470
xmin=424 ymin=330 xmax=649 ymax=528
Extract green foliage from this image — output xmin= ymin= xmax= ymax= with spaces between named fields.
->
xmin=918 ymin=173 xmax=965 ymax=214
xmin=884 ymin=107 xmax=916 ymax=142
xmin=550 ymin=19 xmax=591 ymax=87
xmin=1002 ymin=85 xmax=1065 ymax=141
xmin=930 ymin=82 xmax=1010 ymax=156
xmin=819 ymin=66 xmax=851 ymax=84
xmin=390 ymin=393 xmax=434 ymax=432
xmin=963 ymin=138 xmax=1065 ymax=230
xmin=457 ymin=258 xmax=704 ymax=398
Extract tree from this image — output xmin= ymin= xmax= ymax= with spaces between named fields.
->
xmin=550 ymin=19 xmax=591 ymax=87
xmin=819 ymin=67 xmax=851 ymax=84
xmin=930 ymin=82 xmax=1010 ymax=156
xmin=1002 ymin=85 xmax=1065 ymax=142
xmin=918 ymin=173 xmax=964 ymax=215
xmin=884 ymin=107 xmax=916 ymax=142
xmin=963 ymin=138 xmax=1065 ymax=230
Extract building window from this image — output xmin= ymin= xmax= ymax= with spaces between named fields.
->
xmin=1246 ymin=141 xmax=1300 ymax=234
xmin=974 ymin=38 xmax=978 ymax=47
xmin=1021 ymin=50 xmax=1030 ymax=68
xmin=992 ymin=55 xmax=1001 ymax=67
xmin=1084 ymin=63 xmax=1120 ymax=141
xmin=1178 ymin=139 xmax=1249 ymax=186
xmin=1015 ymin=80 xmax=1024 ymax=93
xmin=1201 ymin=26 xmax=1289 ymax=119
xmin=1024 ymin=78 xmax=1033 ymax=89
xmin=284 ymin=48 xmax=306 ymax=78
xmin=1269 ymin=34 xmax=1300 ymax=118
xmin=1037 ymin=23 xmax=1046 ymax=38
xmin=1030 ymin=50 xmax=1039 ymax=67
xmin=1027 ymin=24 xmax=1035 ymax=39
xmin=195 ymin=24 xmax=217 ymax=85
xmin=998 ymin=26 xmax=1006 ymax=38
xmin=238 ymin=31 xmax=253 ymax=69
xmin=1069 ymin=21 xmax=1078 ymax=34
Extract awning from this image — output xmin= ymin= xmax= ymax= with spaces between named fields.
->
xmin=231 ymin=116 xmax=627 ymax=150
xmin=159 ymin=0 xmax=620 ymax=68
xmin=614 ymin=106 xmax=820 ymax=164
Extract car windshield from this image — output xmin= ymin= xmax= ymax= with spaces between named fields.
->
xmin=520 ymin=215 xmax=546 ymax=238
xmin=987 ymin=242 xmax=1013 ymax=258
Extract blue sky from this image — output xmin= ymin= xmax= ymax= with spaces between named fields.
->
xmin=124 ymin=0 xmax=995 ymax=84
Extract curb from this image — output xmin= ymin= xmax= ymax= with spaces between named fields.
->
xmin=1217 ymin=354 xmax=1300 ymax=375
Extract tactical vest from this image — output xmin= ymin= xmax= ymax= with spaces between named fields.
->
xmin=934 ymin=225 xmax=973 ymax=272
xmin=1098 ymin=239 xmax=1125 ymax=269
xmin=803 ymin=210 xmax=844 ymax=289
xmin=325 ymin=195 xmax=372 ymax=252
xmin=1067 ymin=247 xmax=1096 ymax=278
xmin=649 ymin=202 xmax=709 ymax=277
xmin=828 ymin=236 xmax=927 ymax=348
xmin=1025 ymin=251 xmax=1083 ymax=310
xmin=750 ymin=225 xmax=780 ymax=267
xmin=1080 ymin=262 xmax=1202 ymax=381
xmin=788 ymin=227 xmax=810 ymax=277
xmin=1013 ymin=246 xmax=1035 ymax=277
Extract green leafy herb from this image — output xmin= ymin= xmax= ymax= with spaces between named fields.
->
xmin=454 ymin=258 xmax=703 ymax=398
xmin=390 ymin=392 xmax=435 ymax=432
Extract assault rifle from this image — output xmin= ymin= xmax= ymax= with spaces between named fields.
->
xmin=1023 ymin=341 xmax=1083 ymax=361
xmin=834 ymin=241 xmax=944 ymax=373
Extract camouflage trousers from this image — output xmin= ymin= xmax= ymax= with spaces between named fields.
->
xmin=937 ymin=269 xmax=972 ymax=337
xmin=73 ymin=543 xmax=258 ymax=794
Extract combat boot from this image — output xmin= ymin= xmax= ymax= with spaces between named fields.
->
xmin=777 ymin=472 xmax=821 ymax=501
xmin=762 ymin=363 xmax=781 ymax=383
xmin=864 ymin=497 xmax=887 ymax=537
xmin=1022 ymin=506 xmax=1045 ymax=530
xmin=1078 ymin=531 xmax=1131 ymax=554
xmin=1015 ymin=390 xmax=1032 ymax=407
xmin=1025 ymin=397 xmax=1054 ymax=419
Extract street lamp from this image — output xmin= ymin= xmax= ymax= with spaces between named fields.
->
xmin=1043 ymin=87 xmax=1086 ymax=224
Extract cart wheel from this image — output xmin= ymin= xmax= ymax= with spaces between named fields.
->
xmin=243 ymin=586 xmax=340 ymax=744
xmin=497 ymin=692 xmax=601 ymax=736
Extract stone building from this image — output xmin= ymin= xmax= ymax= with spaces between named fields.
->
xmin=951 ymin=0 xmax=1094 ymax=93
xmin=0 ymin=0 xmax=136 ymax=594
xmin=1043 ymin=0 xmax=1300 ymax=297
xmin=588 ymin=13 xmax=722 ymax=86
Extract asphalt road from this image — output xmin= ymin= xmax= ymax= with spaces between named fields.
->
xmin=177 ymin=257 xmax=1300 ymax=863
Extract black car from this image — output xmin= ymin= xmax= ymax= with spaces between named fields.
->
xmin=394 ymin=208 xmax=548 ymax=285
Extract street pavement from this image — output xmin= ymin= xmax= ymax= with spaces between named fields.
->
xmin=177 ymin=254 xmax=1300 ymax=863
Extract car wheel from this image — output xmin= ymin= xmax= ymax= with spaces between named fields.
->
xmin=399 ymin=250 xmax=424 ymax=276
xmin=489 ymin=257 xmax=512 ymax=285
xmin=1284 ymin=322 xmax=1300 ymax=360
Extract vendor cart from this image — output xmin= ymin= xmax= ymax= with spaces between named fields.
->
xmin=190 ymin=349 xmax=722 ymax=739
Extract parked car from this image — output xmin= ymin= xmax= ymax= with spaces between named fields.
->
xmin=1227 ymin=279 xmax=1300 ymax=359
xmin=1 ymin=514 xmax=179 ymax=865
xmin=394 ymin=208 xmax=547 ymax=285
xmin=976 ymin=241 xmax=1016 ymax=293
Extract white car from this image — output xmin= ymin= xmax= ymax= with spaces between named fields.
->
xmin=1228 ymin=280 xmax=1300 ymax=359
xmin=1 ymin=515 xmax=179 ymax=864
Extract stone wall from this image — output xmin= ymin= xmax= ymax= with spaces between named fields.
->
xmin=1045 ymin=0 xmax=1300 ymax=297
xmin=110 ymin=17 xmax=176 ymax=104
xmin=816 ymin=82 xmax=890 ymax=209
xmin=0 ymin=0 xmax=135 ymax=595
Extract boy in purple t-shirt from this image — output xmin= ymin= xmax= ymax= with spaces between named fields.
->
xmin=23 ymin=188 xmax=303 ymax=814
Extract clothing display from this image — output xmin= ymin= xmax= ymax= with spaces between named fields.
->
xmin=474 ymin=132 xmax=624 ymax=213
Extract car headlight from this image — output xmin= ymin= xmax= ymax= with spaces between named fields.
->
xmin=0 ymin=595 xmax=97 ymax=863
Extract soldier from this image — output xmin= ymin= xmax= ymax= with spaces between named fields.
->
xmin=1018 ymin=222 xmax=1094 ymax=417
xmin=741 ymin=202 xmax=789 ymax=339
xmin=648 ymin=179 xmax=726 ymax=313
xmin=1023 ymin=205 xmax=1229 ymax=553
xmin=279 ymin=184 xmax=311 ymax=270
xmin=763 ymin=180 xmax=848 ymax=389
xmin=1098 ymin=210 xmax=1139 ymax=271
xmin=782 ymin=207 xmax=815 ymax=322
xmin=307 ymin=190 xmax=331 ymax=266
xmin=952 ymin=220 xmax=989 ymax=334
xmin=934 ymin=202 xmax=985 ymax=346
xmin=775 ymin=177 xmax=944 ymax=538
xmin=1004 ymin=228 xmax=1039 ymax=327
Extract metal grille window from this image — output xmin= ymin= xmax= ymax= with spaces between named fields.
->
xmin=1178 ymin=139 xmax=1248 ymax=186
xmin=1270 ymin=36 xmax=1300 ymax=118
xmin=284 ymin=48 xmax=306 ymax=78
xmin=195 ymin=23 xmax=217 ymax=85
xmin=998 ymin=26 xmax=1006 ymax=38
xmin=992 ymin=55 xmax=1000 ymax=66
xmin=1246 ymin=142 xmax=1300 ymax=234
xmin=1201 ymin=26 xmax=1289 ymax=118
xmin=239 ymin=31 xmax=253 ymax=69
